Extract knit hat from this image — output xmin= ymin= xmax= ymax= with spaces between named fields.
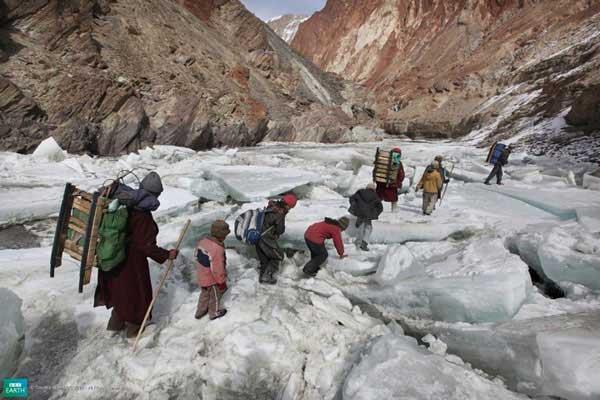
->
xmin=435 ymin=155 xmax=444 ymax=162
xmin=338 ymin=217 xmax=349 ymax=230
xmin=282 ymin=193 xmax=298 ymax=208
xmin=210 ymin=219 xmax=230 ymax=239
xmin=140 ymin=172 xmax=164 ymax=196
xmin=366 ymin=182 xmax=377 ymax=190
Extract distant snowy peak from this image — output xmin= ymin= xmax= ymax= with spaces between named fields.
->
xmin=267 ymin=14 xmax=309 ymax=43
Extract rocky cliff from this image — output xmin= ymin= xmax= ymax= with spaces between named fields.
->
xmin=0 ymin=0 xmax=373 ymax=155
xmin=293 ymin=0 xmax=600 ymax=161
xmin=267 ymin=14 xmax=308 ymax=43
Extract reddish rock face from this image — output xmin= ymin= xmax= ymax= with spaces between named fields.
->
xmin=0 ymin=0 xmax=370 ymax=155
xmin=293 ymin=0 xmax=600 ymax=151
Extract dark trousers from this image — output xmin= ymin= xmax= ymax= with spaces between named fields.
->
xmin=303 ymin=239 xmax=329 ymax=276
xmin=485 ymin=164 xmax=503 ymax=184
xmin=256 ymin=243 xmax=281 ymax=274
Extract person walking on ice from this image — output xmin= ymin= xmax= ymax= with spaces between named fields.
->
xmin=94 ymin=172 xmax=179 ymax=338
xmin=375 ymin=147 xmax=405 ymax=212
xmin=485 ymin=144 xmax=514 ymax=185
xmin=302 ymin=217 xmax=349 ymax=277
xmin=256 ymin=193 xmax=297 ymax=285
xmin=349 ymin=182 xmax=383 ymax=251
xmin=194 ymin=220 xmax=231 ymax=320
xmin=416 ymin=161 xmax=443 ymax=215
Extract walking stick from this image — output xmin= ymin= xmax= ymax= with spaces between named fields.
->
xmin=439 ymin=162 xmax=455 ymax=206
xmin=133 ymin=219 xmax=191 ymax=352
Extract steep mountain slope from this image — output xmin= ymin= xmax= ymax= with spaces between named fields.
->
xmin=293 ymin=0 xmax=600 ymax=161
xmin=267 ymin=14 xmax=308 ymax=43
xmin=0 ymin=0 xmax=372 ymax=155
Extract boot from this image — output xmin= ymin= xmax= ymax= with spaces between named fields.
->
xmin=359 ymin=241 xmax=369 ymax=251
xmin=126 ymin=323 xmax=142 ymax=339
xmin=107 ymin=309 xmax=125 ymax=332
xmin=210 ymin=309 xmax=227 ymax=320
xmin=263 ymin=269 xmax=277 ymax=285
xmin=259 ymin=269 xmax=268 ymax=284
xmin=484 ymin=181 xmax=491 ymax=185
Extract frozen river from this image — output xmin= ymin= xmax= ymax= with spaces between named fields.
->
xmin=0 ymin=138 xmax=599 ymax=399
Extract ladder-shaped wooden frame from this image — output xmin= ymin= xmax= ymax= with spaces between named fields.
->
xmin=373 ymin=147 xmax=399 ymax=186
xmin=50 ymin=183 xmax=107 ymax=293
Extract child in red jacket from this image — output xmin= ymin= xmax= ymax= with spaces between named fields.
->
xmin=303 ymin=217 xmax=349 ymax=277
xmin=195 ymin=220 xmax=230 ymax=320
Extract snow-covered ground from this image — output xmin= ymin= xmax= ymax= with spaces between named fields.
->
xmin=0 ymin=138 xmax=599 ymax=399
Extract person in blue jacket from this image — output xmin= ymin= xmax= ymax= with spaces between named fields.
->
xmin=485 ymin=144 xmax=514 ymax=185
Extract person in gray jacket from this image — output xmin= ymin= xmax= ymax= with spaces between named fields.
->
xmin=349 ymin=182 xmax=383 ymax=251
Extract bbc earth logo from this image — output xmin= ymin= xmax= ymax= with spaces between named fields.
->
xmin=2 ymin=379 xmax=28 ymax=398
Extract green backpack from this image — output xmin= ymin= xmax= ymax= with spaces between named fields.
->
xmin=96 ymin=206 xmax=128 ymax=271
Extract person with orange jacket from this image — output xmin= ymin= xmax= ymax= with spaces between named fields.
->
xmin=302 ymin=217 xmax=349 ymax=277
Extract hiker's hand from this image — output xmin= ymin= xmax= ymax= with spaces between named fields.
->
xmin=168 ymin=249 xmax=179 ymax=260
xmin=217 ymin=282 xmax=228 ymax=292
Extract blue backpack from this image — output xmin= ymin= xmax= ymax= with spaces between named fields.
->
xmin=234 ymin=208 xmax=271 ymax=245
xmin=486 ymin=142 xmax=507 ymax=165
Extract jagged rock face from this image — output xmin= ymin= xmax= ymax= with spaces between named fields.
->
xmin=293 ymin=0 xmax=600 ymax=160
xmin=267 ymin=14 xmax=308 ymax=43
xmin=0 ymin=0 xmax=371 ymax=155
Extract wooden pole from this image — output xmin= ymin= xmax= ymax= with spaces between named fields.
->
xmin=439 ymin=162 xmax=455 ymax=206
xmin=133 ymin=219 xmax=191 ymax=352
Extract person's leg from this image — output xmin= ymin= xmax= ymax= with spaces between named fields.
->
xmin=422 ymin=193 xmax=428 ymax=214
xmin=303 ymin=241 xmax=329 ymax=276
xmin=363 ymin=220 xmax=373 ymax=245
xmin=208 ymin=285 xmax=226 ymax=320
xmin=426 ymin=193 xmax=438 ymax=214
xmin=195 ymin=287 xmax=210 ymax=319
xmin=355 ymin=218 xmax=366 ymax=247
xmin=391 ymin=202 xmax=398 ymax=212
xmin=256 ymin=244 xmax=269 ymax=283
xmin=107 ymin=308 xmax=125 ymax=331
xmin=497 ymin=165 xmax=503 ymax=184
xmin=264 ymin=258 xmax=280 ymax=284
xmin=485 ymin=165 xmax=499 ymax=184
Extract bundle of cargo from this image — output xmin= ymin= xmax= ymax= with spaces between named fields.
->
xmin=50 ymin=171 xmax=138 ymax=293
xmin=50 ymin=183 xmax=108 ymax=292
xmin=373 ymin=148 xmax=401 ymax=186
xmin=486 ymin=142 xmax=507 ymax=165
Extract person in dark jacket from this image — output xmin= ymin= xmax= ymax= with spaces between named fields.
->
xmin=349 ymin=182 xmax=383 ymax=251
xmin=434 ymin=155 xmax=450 ymax=185
xmin=256 ymin=193 xmax=297 ymax=285
xmin=375 ymin=147 xmax=405 ymax=212
xmin=302 ymin=217 xmax=349 ymax=277
xmin=94 ymin=172 xmax=179 ymax=338
xmin=485 ymin=144 xmax=514 ymax=185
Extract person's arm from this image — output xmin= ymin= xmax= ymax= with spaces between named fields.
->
xmin=135 ymin=215 xmax=170 ymax=264
xmin=332 ymin=228 xmax=345 ymax=257
xmin=397 ymin=163 xmax=405 ymax=186
xmin=375 ymin=199 xmax=383 ymax=215
xmin=211 ymin=247 xmax=227 ymax=285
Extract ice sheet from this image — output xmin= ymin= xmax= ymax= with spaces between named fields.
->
xmin=0 ymin=288 xmax=24 ymax=380
xmin=342 ymin=332 xmax=525 ymax=400
xmin=401 ymin=312 xmax=600 ymax=399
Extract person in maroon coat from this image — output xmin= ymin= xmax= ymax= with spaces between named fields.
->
xmin=375 ymin=147 xmax=405 ymax=212
xmin=302 ymin=217 xmax=349 ymax=277
xmin=94 ymin=172 xmax=178 ymax=338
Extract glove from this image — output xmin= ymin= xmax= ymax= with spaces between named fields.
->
xmin=217 ymin=282 xmax=228 ymax=292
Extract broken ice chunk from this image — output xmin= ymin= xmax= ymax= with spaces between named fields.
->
xmin=207 ymin=166 xmax=322 ymax=202
xmin=32 ymin=137 xmax=66 ymax=162
xmin=342 ymin=332 xmax=525 ymax=400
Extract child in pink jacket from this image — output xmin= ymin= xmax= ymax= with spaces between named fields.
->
xmin=194 ymin=220 xmax=230 ymax=320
